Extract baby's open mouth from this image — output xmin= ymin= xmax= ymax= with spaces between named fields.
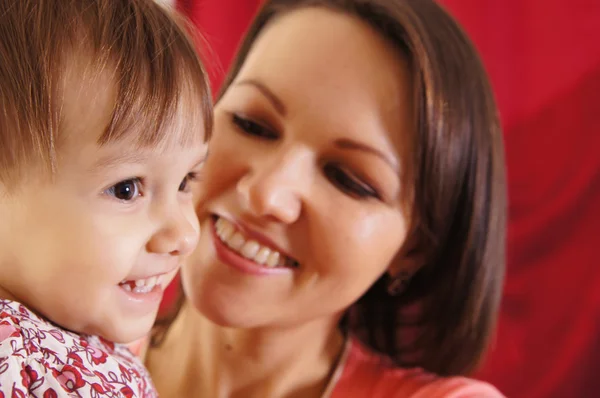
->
xmin=118 ymin=275 xmax=163 ymax=294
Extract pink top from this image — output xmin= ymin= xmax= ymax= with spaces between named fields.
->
xmin=0 ymin=300 xmax=156 ymax=397
xmin=329 ymin=338 xmax=505 ymax=398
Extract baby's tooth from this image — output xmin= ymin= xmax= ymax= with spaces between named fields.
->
xmin=135 ymin=279 xmax=146 ymax=287
xmin=147 ymin=276 xmax=157 ymax=288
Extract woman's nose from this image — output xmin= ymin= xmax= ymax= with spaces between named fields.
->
xmin=236 ymin=150 xmax=312 ymax=224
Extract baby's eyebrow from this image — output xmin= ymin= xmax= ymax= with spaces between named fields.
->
xmin=91 ymin=152 xmax=150 ymax=172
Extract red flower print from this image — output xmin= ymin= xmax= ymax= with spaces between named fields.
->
xmin=91 ymin=383 xmax=107 ymax=394
xmin=10 ymin=387 xmax=26 ymax=398
xmin=86 ymin=345 xmax=108 ymax=366
xmin=0 ymin=312 xmax=19 ymax=324
xmin=1 ymin=301 xmax=157 ymax=397
xmin=120 ymin=386 xmax=134 ymax=398
xmin=119 ymin=364 xmax=133 ymax=382
xmin=20 ymin=365 xmax=39 ymax=388
xmin=24 ymin=340 xmax=40 ymax=355
xmin=78 ymin=338 xmax=108 ymax=365
xmin=47 ymin=330 xmax=65 ymax=344
xmin=0 ymin=322 xmax=19 ymax=342
xmin=98 ymin=337 xmax=115 ymax=352
xmin=52 ymin=364 xmax=85 ymax=391
xmin=67 ymin=352 xmax=84 ymax=364
xmin=43 ymin=389 xmax=58 ymax=398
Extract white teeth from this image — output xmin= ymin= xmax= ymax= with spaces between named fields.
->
xmin=229 ymin=232 xmax=245 ymax=251
xmin=147 ymin=276 xmax=157 ymax=288
xmin=216 ymin=217 xmax=225 ymax=232
xmin=266 ymin=251 xmax=280 ymax=268
xmin=255 ymin=247 xmax=271 ymax=265
xmin=121 ymin=275 xmax=163 ymax=294
xmin=221 ymin=223 xmax=234 ymax=241
xmin=215 ymin=217 xmax=234 ymax=240
xmin=240 ymin=240 xmax=260 ymax=259
xmin=215 ymin=217 xmax=296 ymax=269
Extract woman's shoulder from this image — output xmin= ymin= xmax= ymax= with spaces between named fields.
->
xmin=330 ymin=337 xmax=504 ymax=398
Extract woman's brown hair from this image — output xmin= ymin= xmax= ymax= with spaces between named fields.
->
xmin=0 ymin=0 xmax=212 ymax=186
xmin=156 ymin=0 xmax=506 ymax=377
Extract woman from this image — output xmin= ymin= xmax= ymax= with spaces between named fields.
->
xmin=146 ymin=0 xmax=507 ymax=396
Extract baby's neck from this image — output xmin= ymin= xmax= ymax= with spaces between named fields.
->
xmin=0 ymin=285 xmax=19 ymax=303
xmin=148 ymin=303 xmax=345 ymax=398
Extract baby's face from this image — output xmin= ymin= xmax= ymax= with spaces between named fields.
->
xmin=0 ymin=70 xmax=207 ymax=343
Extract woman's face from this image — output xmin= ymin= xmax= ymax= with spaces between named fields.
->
xmin=183 ymin=7 xmax=414 ymax=328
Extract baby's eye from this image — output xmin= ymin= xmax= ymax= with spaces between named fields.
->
xmin=178 ymin=172 xmax=199 ymax=193
xmin=105 ymin=178 xmax=141 ymax=201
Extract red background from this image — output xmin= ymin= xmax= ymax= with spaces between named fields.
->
xmin=174 ymin=1 xmax=600 ymax=396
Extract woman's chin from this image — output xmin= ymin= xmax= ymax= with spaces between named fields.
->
xmin=196 ymin=298 xmax=265 ymax=329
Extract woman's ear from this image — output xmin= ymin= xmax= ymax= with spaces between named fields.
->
xmin=386 ymin=236 xmax=426 ymax=296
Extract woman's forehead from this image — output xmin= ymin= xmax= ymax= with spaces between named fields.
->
xmin=229 ymin=7 xmax=413 ymax=157
xmin=243 ymin=8 xmax=407 ymax=84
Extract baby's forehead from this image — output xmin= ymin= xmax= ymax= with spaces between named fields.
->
xmin=56 ymin=127 xmax=207 ymax=184
xmin=89 ymin=140 xmax=207 ymax=171
xmin=57 ymin=55 xmax=208 ymax=153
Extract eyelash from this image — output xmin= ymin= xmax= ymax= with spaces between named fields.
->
xmin=179 ymin=172 xmax=200 ymax=193
xmin=231 ymin=113 xmax=380 ymax=201
xmin=232 ymin=113 xmax=278 ymax=140
xmin=105 ymin=178 xmax=143 ymax=202
xmin=105 ymin=171 xmax=201 ymax=203
xmin=324 ymin=164 xmax=379 ymax=199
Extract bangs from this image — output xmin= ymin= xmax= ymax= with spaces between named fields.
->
xmin=0 ymin=0 xmax=211 ymax=186
xmin=98 ymin=55 xmax=212 ymax=149
xmin=92 ymin=2 xmax=212 ymax=147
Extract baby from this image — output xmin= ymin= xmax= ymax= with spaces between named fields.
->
xmin=0 ymin=0 xmax=211 ymax=396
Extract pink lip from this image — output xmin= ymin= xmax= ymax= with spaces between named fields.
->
xmin=119 ymin=284 xmax=163 ymax=298
xmin=121 ymin=266 xmax=179 ymax=283
xmin=116 ymin=284 xmax=164 ymax=317
xmin=210 ymin=217 xmax=293 ymax=276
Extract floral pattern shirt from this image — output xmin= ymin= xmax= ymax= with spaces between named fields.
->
xmin=0 ymin=300 xmax=157 ymax=397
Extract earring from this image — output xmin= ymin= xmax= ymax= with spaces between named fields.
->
xmin=387 ymin=270 xmax=412 ymax=296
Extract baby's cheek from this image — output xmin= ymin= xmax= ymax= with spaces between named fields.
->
xmin=163 ymin=268 xmax=180 ymax=289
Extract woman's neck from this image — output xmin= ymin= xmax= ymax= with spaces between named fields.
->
xmin=147 ymin=302 xmax=345 ymax=398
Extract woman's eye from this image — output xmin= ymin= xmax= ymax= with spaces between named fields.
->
xmin=179 ymin=172 xmax=199 ymax=193
xmin=105 ymin=178 xmax=141 ymax=201
xmin=324 ymin=164 xmax=378 ymax=199
xmin=232 ymin=114 xmax=278 ymax=140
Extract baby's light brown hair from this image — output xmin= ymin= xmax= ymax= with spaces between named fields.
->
xmin=0 ymin=0 xmax=212 ymax=186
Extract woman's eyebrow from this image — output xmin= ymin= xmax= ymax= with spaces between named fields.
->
xmin=335 ymin=138 xmax=400 ymax=174
xmin=234 ymin=78 xmax=287 ymax=116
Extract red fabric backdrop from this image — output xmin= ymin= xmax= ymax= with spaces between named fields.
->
xmin=175 ymin=1 xmax=600 ymax=396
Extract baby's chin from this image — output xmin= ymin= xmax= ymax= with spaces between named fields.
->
xmin=80 ymin=310 xmax=158 ymax=345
